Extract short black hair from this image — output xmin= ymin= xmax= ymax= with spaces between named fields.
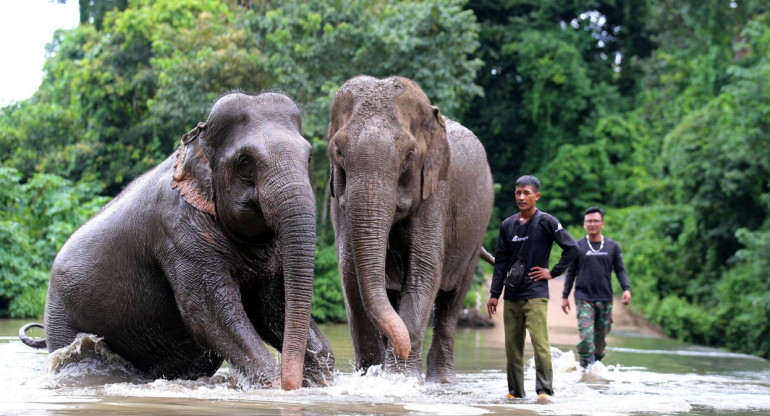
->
xmin=515 ymin=175 xmax=541 ymax=193
xmin=584 ymin=206 xmax=605 ymax=219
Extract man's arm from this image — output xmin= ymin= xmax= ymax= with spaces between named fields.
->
xmin=489 ymin=225 xmax=511 ymax=298
xmin=561 ymin=247 xmax=580 ymax=313
xmin=550 ymin=225 xmax=578 ymax=278
xmin=562 ymin=246 xmax=580 ymax=299
xmin=613 ymin=242 xmax=631 ymax=305
xmin=530 ymin=217 xmax=578 ymax=281
xmin=487 ymin=222 xmax=511 ymax=318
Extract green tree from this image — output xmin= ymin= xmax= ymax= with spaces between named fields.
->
xmin=714 ymin=227 xmax=770 ymax=357
xmin=311 ymin=243 xmax=346 ymax=322
xmin=464 ymin=1 xmax=654 ymax=220
xmin=660 ymin=14 xmax=770 ymax=303
xmin=79 ymin=0 xmax=129 ymax=29
xmin=247 ymin=0 xmax=483 ymax=227
xmin=1 ymin=0 xmax=484 ymax=321
xmin=624 ymin=6 xmax=770 ymax=355
xmin=0 ymin=167 xmax=109 ymax=317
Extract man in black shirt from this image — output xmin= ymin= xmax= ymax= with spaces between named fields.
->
xmin=487 ymin=175 xmax=577 ymax=399
xmin=562 ymin=206 xmax=631 ymax=369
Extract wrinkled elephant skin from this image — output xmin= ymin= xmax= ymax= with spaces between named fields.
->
xmin=28 ymin=92 xmax=334 ymax=390
xmin=327 ymin=76 xmax=494 ymax=383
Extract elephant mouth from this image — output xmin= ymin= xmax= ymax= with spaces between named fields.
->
xmin=235 ymin=230 xmax=276 ymax=247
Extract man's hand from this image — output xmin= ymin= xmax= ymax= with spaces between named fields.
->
xmin=622 ymin=290 xmax=631 ymax=305
xmin=486 ymin=297 xmax=498 ymax=319
xmin=561 ymin=298 xmax=570 ymax=314
xmin=529 ymin=266 xmax=552 ymax=281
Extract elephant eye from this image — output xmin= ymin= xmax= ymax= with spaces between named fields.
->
xmin=401 ymin=149 xmax=416 ymax=172
xmin=333 ymin=164 xmax=347 ymax=197
xmin=236 ymin=155 xmax=255 ymax=180
xmin=333 ymin=146 xmax=344 ymax=166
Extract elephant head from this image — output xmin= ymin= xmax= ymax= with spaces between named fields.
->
xmin=326 ymin=76 xmax=450 ymax=360
xmin=172 ymin=92 xmax=315 ymax=390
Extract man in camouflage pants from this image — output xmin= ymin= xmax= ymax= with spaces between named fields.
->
xmin=575 ymin=300 xmax=613 ymax=364
xmin=561 ymin=207 xmax=631 ymax=368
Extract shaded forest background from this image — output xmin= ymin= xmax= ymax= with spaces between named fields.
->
xmin=0 ymin=0 xmax=768 ymax=359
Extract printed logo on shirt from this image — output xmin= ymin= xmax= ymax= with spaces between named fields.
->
xmin=556 ymin=222 xmax=564 ymax=231
xmin=586 ymin=251 xmax=609 ymax=256
xmin=512 ymin=235 xmax=529 ymax=242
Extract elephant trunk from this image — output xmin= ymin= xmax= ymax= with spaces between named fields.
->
xmin=261 ymin=161 xmax=316 ymax=391
xmin=347 ymin=177 xmax=411 ymax=360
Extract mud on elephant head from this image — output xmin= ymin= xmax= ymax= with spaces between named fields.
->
xmin=20 ymin=92 xmax=334 ymax=390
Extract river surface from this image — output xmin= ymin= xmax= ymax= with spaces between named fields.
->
xmin=1 ymin=318 xmax=769 ymax=415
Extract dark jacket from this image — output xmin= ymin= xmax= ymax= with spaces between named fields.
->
xmin=490 ymin=210 xmax=577 ymax=300
xmin=563 ymin=236 xmax=630 ymax=302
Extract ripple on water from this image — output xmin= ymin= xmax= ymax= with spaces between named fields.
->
xmin=2 ymin=334 xmax=770 ymax=415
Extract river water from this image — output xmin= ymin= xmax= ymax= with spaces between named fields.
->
xmin=1 ymin=318 xmax=769 ymax=415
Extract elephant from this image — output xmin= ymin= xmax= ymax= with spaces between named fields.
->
xmin=326 ymin=75 xmax=494 ymax=383
xmin=18 ymin=92 xmax=334 ymax=390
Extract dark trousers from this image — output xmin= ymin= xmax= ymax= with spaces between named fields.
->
xmin=503 ymin=298 xmax=553 ymax=397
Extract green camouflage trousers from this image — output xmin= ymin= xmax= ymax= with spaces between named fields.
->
xmin=575 ymin=300 xmax=613 ymax=368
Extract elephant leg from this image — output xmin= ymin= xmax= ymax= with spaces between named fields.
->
xmin=42 ymin=291 xmax=82 ymax=352
xmin=302 ymin=321 xmax=335 ymax=387
xmin=171 ymin=266 xmax=280 ymax=388
xmin=245 ymin=284 xmax=334 ymax=387
xmin=46 ymin=268 xmax=224 ymax=379
xmin=385 ymin=253 xmax=443 ymax=380
xmin=386 ymin=281 xmax=436 ymax=380
xmin=381 ymin=213 xmax=445 ymax=380
xmin=340 ymin=246 xmax=386 ymax=372
xmin=425 ymin=258 xmax=476 ymax=384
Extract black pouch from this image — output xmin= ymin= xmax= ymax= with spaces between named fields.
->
xmin=501 ymin=211 xmax=542 ymax=294
xmin=504 ymin=259 xmax=527 ymax=291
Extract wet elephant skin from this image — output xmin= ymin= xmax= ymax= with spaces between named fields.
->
xmin=327 ymin=76 xmax=494 ymax=383
xmin=36 ymin=92 xmax=333 ymax=390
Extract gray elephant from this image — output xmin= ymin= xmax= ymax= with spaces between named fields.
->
xmin=327 ymin=76 xmax=494 ymax=383
xmin=19 ymin=92 xmax=333 ymax=390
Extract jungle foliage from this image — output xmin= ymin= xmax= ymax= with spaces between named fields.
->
xmin=1 ymin=0 xmax=768 ymax=358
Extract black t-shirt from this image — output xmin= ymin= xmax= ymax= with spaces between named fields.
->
xmin=562 ymin=236 xmax=630 ymax=302
xmin=490 ymin=210 xmax=577 ymax=300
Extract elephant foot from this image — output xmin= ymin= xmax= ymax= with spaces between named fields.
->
xmin=302 ymin=368 xmax=334 ymax=387
xmin=231 ymin=367 xmax=281 ymax=390
xmin=383 ymin=361 xmax=424 ymax=383
xmin=302 ymin=335 xmax=335 ymax=387
xmin=426 ymin=361 xmax=459 ymax=384
xmin=302 ymin=353 xmax=335 ymax=387
xmin=425 ymin=371 xmax=459 ymax=384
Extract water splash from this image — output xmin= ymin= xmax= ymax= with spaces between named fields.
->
xmin=2 ymin=333 xmax=770 ymax=415
xmin=323 ymin=365 xmax=423 ymax=399
xmin=45 ymin=333 xmax=148 ymax=387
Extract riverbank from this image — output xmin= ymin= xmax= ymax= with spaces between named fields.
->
xmin=484 ymin=275 xmax=667 ymax=345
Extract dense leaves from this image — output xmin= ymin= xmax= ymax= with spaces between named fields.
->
xmin=311 ymin=244 xmax=346 ymax=323
xmin=0 ymin=168 xmax=108 ymax=317
xmin=1 ymin=0 xmax=769 ymax=359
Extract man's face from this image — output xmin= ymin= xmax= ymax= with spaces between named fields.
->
xmin=514 ymin=185 xmax=540 ymax=212
xmin=584 ymin=212 xmax=604 ymax=235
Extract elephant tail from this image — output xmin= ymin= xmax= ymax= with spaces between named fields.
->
xmin=19 ymin=323 xmax=47 ymax=349
xmin=479 ymin=247 xmax=495 ymax=265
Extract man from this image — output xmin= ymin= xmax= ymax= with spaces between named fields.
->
xmin=487 ymin=175 xmax=577 ymax=400
xmin=561 ymin=206 xmax=631 ymax=369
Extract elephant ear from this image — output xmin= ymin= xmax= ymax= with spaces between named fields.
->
xmin=171 ymin=122 xmax=215 ymax=216
xmin=421 ymin=105 xmax=450 ymax=200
